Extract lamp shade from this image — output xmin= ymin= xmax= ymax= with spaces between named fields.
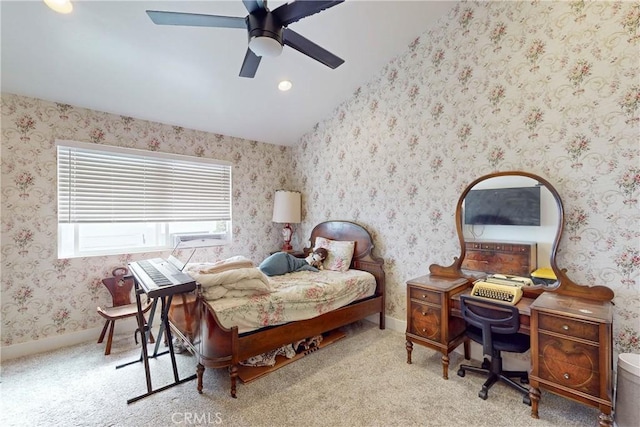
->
xmin=272 ymin=191 xmax=301 ymax=224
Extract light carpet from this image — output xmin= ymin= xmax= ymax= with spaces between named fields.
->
xmin=0 ymin=321 xmax=598 ymax=426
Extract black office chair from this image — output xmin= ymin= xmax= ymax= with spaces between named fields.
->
xmin=456 ymin=295 xmax=531 ymax=405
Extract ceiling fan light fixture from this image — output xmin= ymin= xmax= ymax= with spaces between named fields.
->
xmin=44 ymin=0 xmax=73 ymax=14
xmin=249 ymin=36 xmax=283 ymax=57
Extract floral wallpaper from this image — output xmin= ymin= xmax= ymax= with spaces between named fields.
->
xmin=292 ymin=1 xmax=639 ymax=355
xmin=1 ymin=1 xmax=638 ymax=359
xmin=1 ymin=95 xmax=294 ymax=346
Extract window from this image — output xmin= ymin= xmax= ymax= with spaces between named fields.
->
xmin=57 ymin=140 xmax=232 ymax=258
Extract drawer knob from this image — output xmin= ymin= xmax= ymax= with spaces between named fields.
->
xmin=562 ymin=325 xmax=569 ymax=331
xmin=422 ymin=294 xmax=427 ymax=299
xmin=563 ymin=373 xmax=570 ymax=380
xmin=421 ymin=311 xmax=427 ymax=316
xmin=421 ymin=328 xmax=426 ymax=332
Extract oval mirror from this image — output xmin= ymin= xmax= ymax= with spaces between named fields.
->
xmin=429 ymin=171 xmax=613 ymax=302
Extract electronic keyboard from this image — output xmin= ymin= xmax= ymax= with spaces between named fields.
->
xmin=129 ymin=258 xmax=196 ymax=298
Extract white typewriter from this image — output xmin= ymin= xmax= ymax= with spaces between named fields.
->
xmin=470 ymin=274 xmax=533 ymax=305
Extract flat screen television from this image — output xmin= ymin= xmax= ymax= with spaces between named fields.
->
xmin=464 ymin=186 xmax=541 ymax=226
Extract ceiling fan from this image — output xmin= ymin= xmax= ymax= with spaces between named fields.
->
xmin=146 ymin=0 xmax=345 ymax=78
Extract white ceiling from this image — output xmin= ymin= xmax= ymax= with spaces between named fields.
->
xmin=1 ymin=0 xmax=455 ymax=146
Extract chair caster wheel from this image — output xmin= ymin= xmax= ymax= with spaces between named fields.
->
xmin=481 ymin=359 xmax=490 ymax=369
xmin=457 ymin=369 xmax=465 ymax=377
xmin=478 ymin=389 xmax=488 ymax=400
xmin=523 ymin=395 xmax=532 ymax=406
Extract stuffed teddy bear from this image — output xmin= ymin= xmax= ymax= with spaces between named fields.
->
xmin=305 ymin=247 xmax=328 ymax=270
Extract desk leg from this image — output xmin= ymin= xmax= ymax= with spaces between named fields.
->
xmin=598 ymin=410 xmax=613 ymax=427
xmin=441 ymin=352 xmax=449 ymax=380
xmin=405 ymin=340 xmax=413 ymax=364
xmin=529 ymin=385 xmax=541 ymax=419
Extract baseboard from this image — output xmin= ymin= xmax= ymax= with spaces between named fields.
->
xmin=365 ymin=313 xmax=406 ymax=333
xmin=2 ymin=314 xmax=407 ymax=363
xmin=0 ymin=317 xmax=139 ymax=362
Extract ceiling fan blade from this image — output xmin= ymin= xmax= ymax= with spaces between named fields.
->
xmin=242 ymin=0 xmax=267 ymax=14
xmin=283 ymin=28 xmax=344 ymax=69
xmin=146 ymin=11 xmax=246 ymax=29
xmin=273 ymin=0 xmax=344 ymax=26
xmin=239 ymin=48 xmax=262 ymax=78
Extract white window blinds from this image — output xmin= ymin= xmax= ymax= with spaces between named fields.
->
xmin=57 ymin=141 xmax=232 ymax=224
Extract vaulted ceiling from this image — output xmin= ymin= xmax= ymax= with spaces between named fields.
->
xmin=1 ymin=1 xmax=455 ymax=146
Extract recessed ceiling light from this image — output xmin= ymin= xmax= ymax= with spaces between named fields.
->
xmin=278 ymin=80 xmax=292 ymax=91
xmin=44 ymin=0 xmax=73 ymax=14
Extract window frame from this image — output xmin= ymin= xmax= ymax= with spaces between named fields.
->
xmin=56 ymin=140 xmax=232 ymax=258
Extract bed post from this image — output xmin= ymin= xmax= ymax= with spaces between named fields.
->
xmin=230 ymin=326 xmax=240 ymax=398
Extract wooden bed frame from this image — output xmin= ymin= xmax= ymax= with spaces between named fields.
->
xmin=168 ymin=220 xmax=386 ymax=397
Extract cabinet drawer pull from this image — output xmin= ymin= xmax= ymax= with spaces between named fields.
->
xmin=421 ymin=311 xmax=427 ymax=316
xmin=421 ymin=328 xmax=426 ymax=333
xmin=563 ymin=373 xmax=570 ymax=380
xmin=562 ymin=325 xmax=569 ymax=331
xmin=422 ymin=294 xmax=427 ymax=299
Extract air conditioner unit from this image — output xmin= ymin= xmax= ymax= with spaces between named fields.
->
xmin=172 ymin=232 xmax=227 ymax=248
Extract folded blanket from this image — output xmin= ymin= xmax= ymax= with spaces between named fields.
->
xmin=195 ymin=255 xmax=254 ymax=274
xmin=185 ymin=260 xmax=274 ymax=301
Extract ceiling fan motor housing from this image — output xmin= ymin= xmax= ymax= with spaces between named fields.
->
xmin=246 ymin=12 xmax=283 ymax=45
xmin=146 ymin=0 xmax=345 ymax=77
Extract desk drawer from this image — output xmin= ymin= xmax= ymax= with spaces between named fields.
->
xmin=538 ymin=333 xmax=600 ymax=395
xmin=408 ymin=302 xmax=441 ymax=341
xmin=538 ymin=313 xmax=599 ymax=342
xmin=409 ymin=287 xmax=441 ymax=305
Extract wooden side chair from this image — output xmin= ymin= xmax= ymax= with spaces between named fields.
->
xmin=97 ymin=267 xmax=154 ymax=355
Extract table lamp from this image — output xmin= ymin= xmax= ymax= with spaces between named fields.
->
xmin=272 ymin=190 xmax=301 ymax=252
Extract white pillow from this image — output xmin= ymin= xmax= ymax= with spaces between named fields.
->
xmin=314 ymin=237 xmax=355 ymax=272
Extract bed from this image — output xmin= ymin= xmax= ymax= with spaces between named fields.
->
xmin=167 ymin=220 xmax=386 ymax=397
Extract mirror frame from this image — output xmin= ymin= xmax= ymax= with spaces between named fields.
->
xmin=429 ymin=171 xmax=614 ymax=302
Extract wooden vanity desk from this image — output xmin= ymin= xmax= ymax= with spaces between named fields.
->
xmin=406 ymin=171 xmax=616 ymax=427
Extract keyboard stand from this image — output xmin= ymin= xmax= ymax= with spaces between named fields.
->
xmin=117 ymin=278 xmax=196 ymax=404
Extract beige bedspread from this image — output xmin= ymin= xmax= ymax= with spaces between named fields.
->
xmin=186 ymin=261 xmax=376 ymax=334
